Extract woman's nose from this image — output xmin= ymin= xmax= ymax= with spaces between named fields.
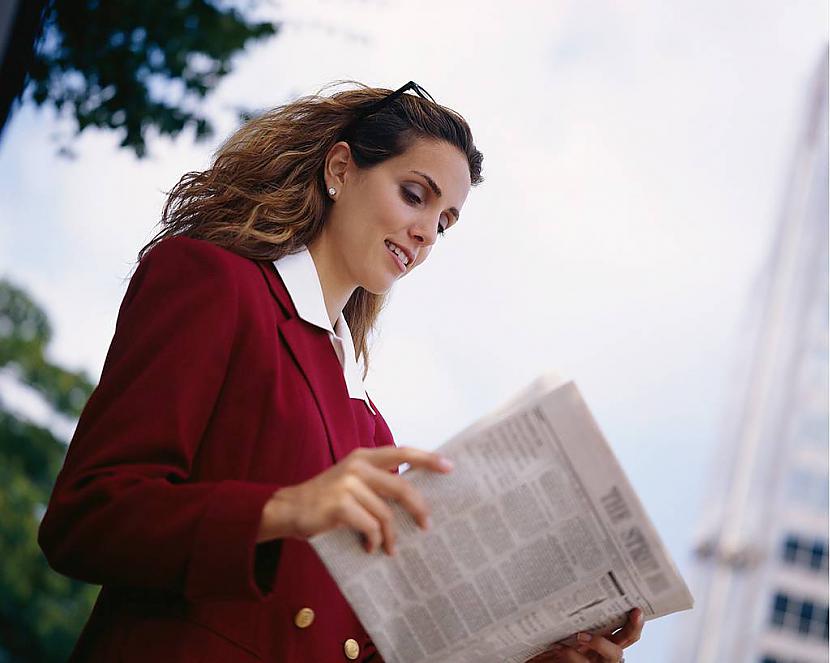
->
xmin=409 ymin=217 xmax=439 ymax=246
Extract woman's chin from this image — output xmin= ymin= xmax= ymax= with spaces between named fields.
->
xmin=361 ymin=283 xmax=393 ymax=296
xmin=355 ymin=260 xmax=407 ymax=295
xmin=359 ymin=275 xmax=397 ymax=296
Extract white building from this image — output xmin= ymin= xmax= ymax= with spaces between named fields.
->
xmin=679 ymin=48 xmax=829 ymax=663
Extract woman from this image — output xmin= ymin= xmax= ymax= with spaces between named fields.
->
xmin=39 ymin=81 xmax=643 ymax=663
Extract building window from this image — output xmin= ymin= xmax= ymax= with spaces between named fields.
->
xmin=769 ymin=591 xmax=829 ymax=641
xmin=811 ymin=541 xmax=828 ymax=570
xmin=781 ymin=534 xmax=829 ymax=572
xmin=772 ymin=593 xmax=788 ymax=627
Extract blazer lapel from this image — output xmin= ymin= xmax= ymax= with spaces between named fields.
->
xmin=256 ymin=261 xmax=358 ymax=464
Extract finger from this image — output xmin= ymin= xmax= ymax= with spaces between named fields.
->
xmin=524 ymin=646 xmax=560 ymax=663
xmin=610 ymin=608 xmax=644 ymax=648
xmin=548 ymin=645 xmax=589 ymax=662
xmin=360 ymin=464 xmax=432 ymax=529
xmin=356 ymin=446 xmax=454 ymax=473
xmin=346 ymin=476 xmax=398 ymax=555
xmin=574 ymin=632 xmax=623 ymax=662
xmin=338 ymin=495 xmax=382 ymax=554
xmin=527 ymin=644 xmax=587 ymax=663
xmin=526 ymin=644 xmax=570 ymax=663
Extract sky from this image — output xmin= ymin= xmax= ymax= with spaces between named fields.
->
xmin=0 ymin=1 xmax=827 ymax=659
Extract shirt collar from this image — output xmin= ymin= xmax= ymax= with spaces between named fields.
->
xmin=273 ymin=247 xmax=374 ymax=414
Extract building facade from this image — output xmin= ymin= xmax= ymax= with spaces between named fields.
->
xmin=679 ymin=49 xmax=829 ymax=663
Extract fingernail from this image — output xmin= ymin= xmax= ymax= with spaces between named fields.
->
xmin=438 ymin=456 xmax=454 ymax=471
xmin=576 ymin=632 xmax=591 ymax=643
xmin=424 ymin=516 xmax=432 ymax=530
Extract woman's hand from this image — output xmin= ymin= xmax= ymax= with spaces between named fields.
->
xmin=256 ymin=446 xmax=453 ymax=554
xmin=526 ymin=608 xmax=644 ymax=662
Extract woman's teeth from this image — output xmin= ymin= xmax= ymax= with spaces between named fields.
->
xmin=385 ymin=240 xmax=410 ymax=266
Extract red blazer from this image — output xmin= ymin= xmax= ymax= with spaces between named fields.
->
xmin=39 ymin=236 xmax=394 ymax=662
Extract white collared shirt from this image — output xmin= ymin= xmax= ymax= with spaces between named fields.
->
xmin=273 ymin=247 xmax=375 ymax=414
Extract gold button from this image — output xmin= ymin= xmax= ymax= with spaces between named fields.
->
xmin=293 ymin=607 xmax=315 ymax=629
xmin=343 ymin=638 xmax=360 ymax=660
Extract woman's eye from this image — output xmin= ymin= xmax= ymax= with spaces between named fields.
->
xmin=401 ymin=187 xmax=422 ymax=205
xmin=402 ymin=186 xmax=449 ymax=237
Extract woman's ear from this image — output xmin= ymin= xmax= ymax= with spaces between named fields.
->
xmin=324 ymin=141 xmax=352 ymax=192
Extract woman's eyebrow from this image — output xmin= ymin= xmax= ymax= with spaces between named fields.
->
xmin=410 ymin=170 xmax=460 ymax=221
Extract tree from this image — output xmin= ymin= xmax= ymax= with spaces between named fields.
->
xmin=0 ymin=279 xmax=99 ymax=662
xmin=23 ymin=0 xmax=279 ymax=157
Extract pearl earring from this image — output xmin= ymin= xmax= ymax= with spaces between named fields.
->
xmin=328 ymin=187 xmax=336 ymax=197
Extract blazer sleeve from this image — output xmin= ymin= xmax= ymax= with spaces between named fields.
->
xmin=38 ymin=236 xmax=282 ymax=602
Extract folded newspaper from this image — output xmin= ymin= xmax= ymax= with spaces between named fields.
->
xmin=311 ymin=374 xmax=694 ymax=663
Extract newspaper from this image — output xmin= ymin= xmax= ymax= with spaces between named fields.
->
xmin=311 ymin=374 xmax=694 ymax=663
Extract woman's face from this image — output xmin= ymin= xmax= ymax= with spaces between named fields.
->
xmin=321 ymin=137 xmax=472 ymax=295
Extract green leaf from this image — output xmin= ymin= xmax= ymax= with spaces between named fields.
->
xmin=0 ymin=279 xmax=100 ymax=662
xmin=22 ymin=0 xmax=280 ymax=158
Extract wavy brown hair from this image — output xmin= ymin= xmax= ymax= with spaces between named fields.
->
xmin=138 ymin=81 xmax=483 ymax=374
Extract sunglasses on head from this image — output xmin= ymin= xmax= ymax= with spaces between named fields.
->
xmin=356 ymin=81 xmax=437 ymax=120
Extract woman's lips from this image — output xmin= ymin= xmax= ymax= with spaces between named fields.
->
xmin=385 ymin=242 xmax=407 ymax=274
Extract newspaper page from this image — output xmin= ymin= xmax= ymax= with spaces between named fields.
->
xmin=311 ymin=375 xmax=694 ymax=663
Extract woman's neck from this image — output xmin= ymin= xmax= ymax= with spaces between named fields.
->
xmin=307 ymin=238 xmax=356 ymax=328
